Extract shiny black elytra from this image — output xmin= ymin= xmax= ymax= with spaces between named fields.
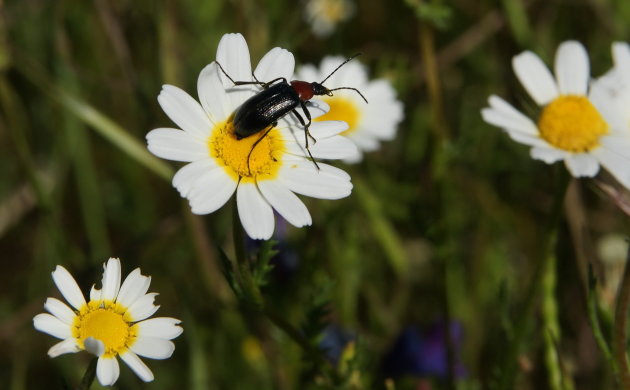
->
xmin=215 ymin=54 xmax=368 ymax=172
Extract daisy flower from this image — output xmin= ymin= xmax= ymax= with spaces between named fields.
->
xmin=304 ymin=0 xmax=355 ymax=37
xmin=590 ymin=42 xmax=630 ymax=131
xmin=481 ymin=40 xmax=630 ymax=189
xmin=297 ymin=56 xmax=404 ymax=163
xmin=147 ymin=33 xmax=356 ymax=240
xmin=33 ymin=258 xmax=183 ymax=386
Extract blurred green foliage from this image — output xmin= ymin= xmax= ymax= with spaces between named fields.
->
xmin=1 ymin=0 xmax=630 ymax=389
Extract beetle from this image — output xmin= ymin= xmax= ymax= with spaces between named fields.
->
xmin=215 ymin=54 xmax=368 ymax=172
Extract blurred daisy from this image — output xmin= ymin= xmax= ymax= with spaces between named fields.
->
xmin=297 ymin=56 xmax=403 ymax=163
xmin=590 ymin=42 xmax=630 ymax=132
xmin=304 ymin=0 xmax=355 ymax=37
xmin=33 ymin=258 xmax=183 ymax=386
xmin=482 ymin=41 xmax=630 ymax=188
xmin=147 ymin=33 xmax=356 ymax=240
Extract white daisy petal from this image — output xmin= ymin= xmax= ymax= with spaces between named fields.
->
xmin=308 ymin=135 xmax=359 ymax=160
xmin=157 ymin=85 xmax=212 ymax=139
xmin=303 ymin=99 xmax=330 ymax=120
xmin=136 ymin=318 xmax=183 ymax=340
xmin=593 ymin=137 xmax=630 ymax=188
xmin=44 ymin=298 xmax=76 ymax=324
xmin=280 ymin=161 xmax=352 ymax=199
xmin=116 ymin=269 xmax=151 ymax=308
xmin=119 ymin=351 xmax=154 ymax=382
xmin=255 ymin=47 xmax=295 ymax=82
xmin=612 ymin=42 xmax=630 ymax=74
xmin=504 ymin=130 xmax=549 ymax=148
xmin=127 ymin=293 xmax=160 ymax=322
xmin=101 ymin=258 xmax=121 ymax=301
xmin=130 ymin=337 xmax=175 ymax=360
xmin=47 ymin=338 xmax=80 ymax=358
xmin=197 ymin=63 xmax=232 ymax=123
xmin=309 ymin=120 xmax=350 ymax=139
xmin=237 ymin=183 xmax=275 ymax=240
xmin=33 ymin=313 xmax=71 ymax=340
xmin=89 ymin=285 xmax=102 ymax=302
xmin=216 ymin=33 xmax=254 ymax=107
xmin=555 ymin=41 xmax=589 ymax=95
xmin=146 ymin=128 xmax=208 ymax=162
xmin=564 ymin=154 xmax=600 ymax=177
xmin=187 ymin=168 xmax=238 ymax=215
xmin=513 ymin=51 xmax=559 ymax=105
xmin=96 ymin=357 xmax=120 ymax=387
xmin=172 ymin=159 xmax=217 ymax=197
xmin=482 ymin=95 xmax=539 ymax=135
xmin=84 ymin=337 xmax=105 ymax=357
xmin=51 ymin=266 xmax=85 ymax=311
xmin=530 ymin=146 xmax=567 ymax=163
xmin=258 ymin=180 xmax=312 ymax=227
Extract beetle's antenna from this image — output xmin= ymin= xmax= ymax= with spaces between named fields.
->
xmin=319 ymin=53 xmax=362 ymax=85
xmin=328 ymin=87 xmax=369 ymax=103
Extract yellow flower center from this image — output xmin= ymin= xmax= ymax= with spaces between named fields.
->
xmin=538 ymin=95 xmax=608 ymax=152
xmin=73 ymin=302 xmax=137 ymax=358
xmin=208 ymin=120 xmax=285 ymax=183
xmin=315 ymin=97 xmax=361 ymax=136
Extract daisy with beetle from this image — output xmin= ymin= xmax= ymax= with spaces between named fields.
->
xmin=33 ymin=258 xmax=183 ymax=386
xmin=482 ymin=40 xmax=630 ymax=188
xmin=147 ymin=33 xmax=360 ymax=240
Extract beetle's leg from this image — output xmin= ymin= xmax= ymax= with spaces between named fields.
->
xmin=292 ymin=105 xmax=320 ymax=170
xmin=246 ymin=126 xmax=275 ymax=175
xmin=298 ymin=101 xmax=317 ymax=147
xmin=233 ymin=77 xmax=287 ymax=89
xmin=215 ymin=61 xmax=271 ymax=88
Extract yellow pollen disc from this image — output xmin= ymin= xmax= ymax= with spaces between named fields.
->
xmin=538 ymin=95 xmax=608 ymax=152
xmin=73 ymin=302 xmax=136 ymax=358
xmin=315 ymin=97 xmax=361 ymax=136
xmin=208 ymin=119 xmax=285 ymax=183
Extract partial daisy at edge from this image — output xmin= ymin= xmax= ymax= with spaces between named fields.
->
xmin=296 ymin=55 xmax=404 ymax=163
xmin=146 ymin=33 xmax=358 ymax=240
xmin=33 ymin=258 xmax=183 ymax=387
xmin=481 ymin=40 xmax=630 ymax=189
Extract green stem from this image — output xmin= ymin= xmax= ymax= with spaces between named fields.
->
xmin=541 ymin=248 xmax=564 ymax=390
xmin=76 ymin=357 xmax=98 ymax=390
xmin=613 ymin=244 xmax=630 ymax=389
xmin=498 ymin=171 xmax=570 ymax=388
xmin=229 ymin=203 xmax=338 ymax=382
xmin=586 ymin=265 xmax=617 ymax=373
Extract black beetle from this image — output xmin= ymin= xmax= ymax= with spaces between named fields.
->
xmin=215 ymin=54 xmax=368 ymax=171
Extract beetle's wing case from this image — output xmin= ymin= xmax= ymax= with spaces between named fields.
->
xmin=233 ymin=83 xmax=300 ymax=139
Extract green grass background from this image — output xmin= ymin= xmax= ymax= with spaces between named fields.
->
xmin=1 ymin=0 xmax=630 ymax=389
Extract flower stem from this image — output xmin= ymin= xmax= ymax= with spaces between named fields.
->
xmin=498 ymin=171 xmax=570 ymax=388
xmin=77 ymin=357 xmax=98 ymax=390
xmin=541 ymin=248 xmax=564 ymax=390
xmin=613 ymin=243 xmax=630 ymax=389
xmin=586 ymin=265 xmax=617 ymax=373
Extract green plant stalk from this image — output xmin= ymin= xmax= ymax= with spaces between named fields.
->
xmin=229 ymin=205 xmax=338 ymax=382
xmin=613 ymin=245 xmax=630 ymax=389
xmin=541 ymin=249 xmax=564 ymax=390
xmin=77 ymin=357 xmax=98 ymax=390
xmin=498 ymin=172 xmax=570 ymax=388
xmin=16 ymin=58 xmax=173 ymax=181
xmin=353 ymin=178 xmax=407 ymax=277
xmin=586 ymin=266 xmax=617 ymax=373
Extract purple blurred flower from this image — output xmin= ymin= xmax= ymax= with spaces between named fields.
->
xmin=382 ymin=321 xmax=466 ymax=379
